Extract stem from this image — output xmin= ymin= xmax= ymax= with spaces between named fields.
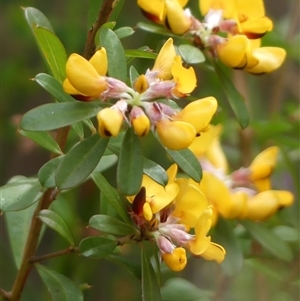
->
xmin=83 ymin=0 xmax=116 ymax=59
xmin=29 ymin=247 xmax=79 ymax=263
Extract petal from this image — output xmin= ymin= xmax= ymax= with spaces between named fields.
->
xmin=173 ymin=178 xmax=209 ymax=228
xmin=236 ymin=0 xmax=266 ymax=20
xmin=199 ymin=0 xmax=237 ymax=19
xmin=152 ymin=38 xmax=177 ymax=80
xmin=137 ymin=0 xmax=165 ymax=23
xmin=166 ymin=163 xmax=178 ymax=183
xmin=143 ymin=202 xmax=153 ymax=221
xmin=156 ymin=119 xmax=196 ymax=150
xmin=89 ymin=48 xmax=108 ymax=76
xmin=63 ymin=78 xmax=82 ymax=95
xmin=131 ymin=108 xmax=151 ymax=136
xmin=134 ymin=74 xmax=149 ymax=93
xmin=240 ymin=17 xmax=273 ymax=36
xmin=165 ymin=0 xmax=191 ymax=34
xmin=97 ymin=108 xmax=123 ymax=137
xmin=228 ymin=191 xmax=248 ymax=219
xmin=162 ymin=247 xmax=187 ymax=271
xmin=66 ymin=53 xmax=107 ymax=96
xmin=175 ymin=97 xmax=218 ymax=133
xmin=171 ymin=56 xmax=197 ymax=94
xmin=200 ymin=242 xmax=226 ymax=263
xmin=244 ymin=47 xmax=286 ymax=74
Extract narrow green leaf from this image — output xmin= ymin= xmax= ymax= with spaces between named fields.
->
xmin=36 ymin=264 xmax=84 ymax=301
xmin=107 ymin=254 xmax=142 ymax=279
xmin=38 ymin=209 xmax=74 ymax=246
xmin=108 ymin=0 xmax=125 ymax=22
xmin=38 ymin=156 xmax=64 ymax=188
xmin=99 ymin=27 xmax=127 ymax=81
xmin=161 ymin=278 xmax=213 ymax=301
xmin=5 ymin=202 xmax=39 ymax=268
xmin=214 ymin=218 xmax=243 ymax=275
xmin=143 ymin=158 xmax=168 ymax=186
xmin=115 ymin=26 xmax=135 ymax=39
xmin=20 ymin=102 xmax=105 ymax=131
xmin=79 ymin=237 xmax=117 ymax=259
xmin=19 ymin=130 xmax=62 ymax=155
xmin=117 ymin=128 xmax=143 ymax=195
xmin=100 ymin=190 xmax=118 ymax=217
xmin=56 ymin=135 xmax=109 ymax=190
xmin=33 ymin=26 xmax=67 ymax=82
xmin=213 ymin=61 xmax=249 ymax=129
xmin=24 ymin=7 xmax=54 ymax=32
xmin=137 ymin=22 xmax=182 ymax=39
xmin=242 ymin=220 xmax=294 ymax=262
xmin=0 ymin=177 xmax=43 ymax=212
xmin=129 ymin=66 xmax=140 ymax=87
xmin=165 ymin=148 xmax=202 ymax=182
xmin=94 ymin=154 xmax=118 ymax=173
xmin=125 ymin=49 xmax=157 ymax=59
xmin=89 ymin=214 xmax=137 ymax=236
xmin=272 ymin=225 xmax=299 ymax=243
xmin=178 ymin=44 xmax=205 ymax=64
xmin=141 ymin=248 xmax=162 ymax=301
xmin=91 ymin=172 xmax=130 ymax=224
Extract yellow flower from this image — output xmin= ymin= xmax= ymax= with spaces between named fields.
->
xmin=199 ymin=0 xmax=237 ymax=20
xmin=188 ymin=207 xmax=226 ymax=263
xmin=162 ymin=247 xmax=187 ymax=271
xmin=63 ymin=48 xmax=108 ymax=98
xmin=97 ymin=107 xmax=124 ymax=137
xmin=130 ymin=106 xmax=151 ymax=136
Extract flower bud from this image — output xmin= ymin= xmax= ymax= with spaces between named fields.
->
xmin=130 ymin=106 xmax=151 ymax=136
xmin=97 ymin=107 xmax=124 ymax=137
xmin=162 ymin=247 xmax=187 ymax=271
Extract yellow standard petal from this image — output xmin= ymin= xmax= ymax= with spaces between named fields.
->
xmin=171 ymin=56 xmax=197 ymax=95
xmin=199 ymin=0 xmax=237 ymax=19
xmin=244 ymin=47 xmax=286 ymax=74
xmin=137 ymin=0 xmax=165 ymax=24
xmin=66 ymin=53 xmax=107 ymax=96
xmin=152 ymin=38 xmax=177 ymax=80
xmin=89 ymin=48 xmax=108 ymax=76
xmin=97 ymin=108 xmax=123 ymax=137
xmin=175 ymin=97 xmax=218 ymax=134
xmin=162 ymin=247 xmax=187 ymax=271
xmin=156 ymin=119 xmax=196 ymax=150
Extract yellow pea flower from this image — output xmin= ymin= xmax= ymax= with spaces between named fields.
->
xmin=130 ymin=106 xmax=151 ymax=136
xmin=97 ymin=107 xmax=124 ymax=137
xmin=162 ymin=247 xmax=187 ymax=271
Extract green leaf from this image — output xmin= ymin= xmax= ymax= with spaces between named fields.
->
xmin=242 ymin=220 xmax=294 ymax=262
xmin=0 ymin=176 xmax=43 ymax=212
xmin=108 ymin=0 xmax=125 ymax=22
xmin=141 ymin=248 xmax=162 ymax=301
xmin=94 ymin=154 xmax=118 ymax=173
xmin=36 ymin=264 xmax=84 ymax=301
xmin=117 ymin=128 xmax=143 ymax=196
xmin=38 ymin=209 xmax=74 ymax=246
xmin=99 ymin=27 xmax=127 ymax=81
xmin=33 ymin=26 xmax=67 ymax=82
xmin=24 ymin=7 xmax=54 ymax=32
xmin=161 ymin=278 xmax=213 ymax=301
xmin=129 ymin=66 xmax=140 ymax=87
xmin=213 ymin=62 xmax=249 ymax=129
xmin=20 ymin=102 xmax=105 ymax=131
xmin=115 ymin=26 xmax=135 ymax=39
xmin=143 ymin=158 xmax=168 ymax=186
xmin=55 ymin=135 xmax=109 ymax=190
xmin=137 ymin=22 xmax=182 ymax=39
xmin=19 ymin=130 xmax=63 ymax=155
xmin=165 ymin=148 xmax=202 ymax=182
xmin=125 ymin=49 xmax=157 ymax=59
xmin=5 ymin=202 xmax=39 ymax=268
xmin=178 ymin=44 xmax=205 ymax=64
xmin=79 ymin=237 xmax=117 ymax=259
xmin=107 ymin=254 xmax=142 ymax=279
xmin=89 ymin=214 xmax=137 ymax=236
xmin=214 ymin=218 xmax=243 ymax=275
xmin=38 ymin=156 xmax=64 ymax=188
xmin=272 ymin=225 xmax=299 ymax=243
xmin=91 ymin=172 xmax=130 ymax=224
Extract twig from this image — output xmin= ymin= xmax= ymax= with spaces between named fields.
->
xmin=29 ymin=247 xmax=79 ymax=263
xmin=83 ymin=0 xmax=116 ymax=59
xmin=0 ymin=288 xmax=11 ymax=299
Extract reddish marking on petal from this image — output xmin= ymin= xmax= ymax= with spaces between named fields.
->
xmin=244 ymin=32 xmax=266 ymax=39
xmin=140 ymin=9 xmax=162 ymax=24
xmin=71 ymin=94 xmax=95 ymax=101
xmin=132 ymin=186 xmax=146 ymax=215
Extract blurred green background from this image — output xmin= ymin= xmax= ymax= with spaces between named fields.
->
xmin=1 ymin=0 xmax=299 ymax=300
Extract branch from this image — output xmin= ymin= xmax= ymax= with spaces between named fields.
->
xmin=29 ymin=247 xmax=79 ymax=263
xmin=83 ymin=0 xmax=116 ymax=59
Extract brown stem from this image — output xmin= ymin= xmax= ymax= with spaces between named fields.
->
xmin=29 ymin=247 xmax=79 ymax=263
xmin=83 ymin=0 xmax=116 ymax=59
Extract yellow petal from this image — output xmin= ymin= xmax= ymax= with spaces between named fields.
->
xmin=132 ymin=114 xmax=150 ymax=136
xmin=62 ymin=78 xmax=82 ymax=95
xmin=162 ymin=247 xmax=187 ymax=271
xmin=134 ymin=74 xmax=149 ymax=93
xmin=137 ymin=0 xmax=165 ymax=23
xmin=240 ymin=17 xmax=273 ymax=35
xmin=171 ymin=56 xmax=197 ymax=94
xmin=200 ymin=242 xmax=226 ymax=263
xmin=173 ymin=178 xmax=209 ymax=227
xmin=199 ymin=0 xmax=237 ymax=19
xmin=236 ymin=0 xmax=266 ymax=20
xmin=66 ymin=53 xmax=107 ymax=96
xmin=166 ymin=163 xmax=178 ymax=183
xmin=175 ymin=97 xmax=218 ymax=133
xmin=244 ymin=47 xmax=286 ymax=74
xmin=143 ymin=202 xmax=153 ymax=221
xmin=165 ymin=0 xmax=191 ymax=34
xmin=152 ymin=38 xmax=177 ymax=80
xmin=156 ymin=119 xmax=196 ymax=150
xmin=97 ymin=108 xmax=123 ymax=137
xmin=228 ymin=191 xmax=248 ymax=219
xmin=89 ymin=48 xmax=108 ymax=76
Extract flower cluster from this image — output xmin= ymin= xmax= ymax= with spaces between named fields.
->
xmin=137 ymin=0 xmax=286 ymax=74
xmin=63 ymin=38 xmax=218 ymax=150
xmin=188 ymin=125 xmax=294 ymax=224
xmin=127 ymin=164 xmax=225 ymax=271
